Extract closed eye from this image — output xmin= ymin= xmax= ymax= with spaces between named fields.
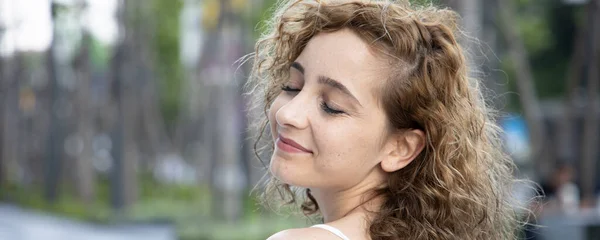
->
xmin=281 ymin=84 xmax=345 ymax=115
xmin=320 ymin=102 xmax=345 ymax=115
xmin=281 ymin=85 xmax=300 ymax=92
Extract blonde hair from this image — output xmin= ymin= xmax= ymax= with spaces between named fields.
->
xmin=245 ymin=0 xmax=519 ymax=239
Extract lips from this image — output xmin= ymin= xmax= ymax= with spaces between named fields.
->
xmin=277 ymin=135 xmax=312 ymax=153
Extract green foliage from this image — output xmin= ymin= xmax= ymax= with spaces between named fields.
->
xmin=90 ymin=37 xmax=110 ymax=70
xmin=151 ymin=0 xmax=184 ymax=128
xmin=411 ymin=0 xmax=442 ymax=6
xmin=1 ymin=180 xmax=112 ymax=223
xmin=249 ymin=0 xmax=279 ymax=40
xmin=2 ymin=175 xmax=306 ymax=240
xmin=518 ymin=16 xmax=552 ymax=55
xmin=502 ymin=0 xmax=583 ymax=110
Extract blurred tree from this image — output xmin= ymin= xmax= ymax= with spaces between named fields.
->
xmin=439 ymin=0 xmax=507 ymax=110
xmin=0 ymin=25 xmax=5 ymax=190
xmin=1 ymin=52 xmax=25 ymax=197
xmin=557 ymin=6 xmax=587 ymax=171
xmin=527 ymin=2 xmax=578 ymax=98
xmin=203 ymin=0 xmax=221 ymax=30
xmin=496 ymin=1 xmax=582 ymax=105
xmin=579 ymin=0 xmax=599 ymax=205
xmin=197 ymin=0 xmax=248 ymax=222
xmin=195 ymin=0 xmax=226 ymax=191
xmin=44 ymin=1 xmax=63 ymax=203
xmin=137 ymin=0 xmax=165 ymax=169
xmin=72 ymin=0 xmax=96 ymax=205
xmin=110 ymin=0 xmax=130 ymax=211
xmin=152 ymin=0 xmax=184 ymax=137
xmin=112 ymin=0 xmax=159 ymax=210
xmin=497 ymin=0 xmax=546 ymax=178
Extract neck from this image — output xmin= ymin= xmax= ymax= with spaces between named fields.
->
xmin=311 ymin=183 xmax=384 ymax=223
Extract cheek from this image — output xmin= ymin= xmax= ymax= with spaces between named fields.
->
xmin=314 ymin=121 xmax=382 ymax=169
xmin=307 ymin=128 xmax=382 ymax=189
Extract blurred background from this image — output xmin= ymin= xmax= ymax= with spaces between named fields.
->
xmin=0 ymin=0 xmax=598 ymax=239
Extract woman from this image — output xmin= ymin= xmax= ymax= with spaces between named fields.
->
xmin=245 ymin=0 xmax=519 ymax=239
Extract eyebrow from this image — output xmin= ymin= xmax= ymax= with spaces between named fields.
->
xmin=318 ymin=76 xmax=362 ymax=107
xmin=291 ymin=62 xmax=304 ymax=74
xmin=291 ymin=62 xmax=362 ymax=107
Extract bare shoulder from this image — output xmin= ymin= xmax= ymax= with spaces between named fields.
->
xmin=266 ymin=227 xmax=341 ymax=240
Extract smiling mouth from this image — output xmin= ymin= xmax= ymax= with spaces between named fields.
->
xmin=276 ymin=135 xmax=312 ymax=154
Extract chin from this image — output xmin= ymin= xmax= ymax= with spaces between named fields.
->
xmin=269 ymin=154 xmax=311 ymax=188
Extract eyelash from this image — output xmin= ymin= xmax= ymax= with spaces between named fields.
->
xmin=320 ymin=102 xmax=345 ymax=115
xmin=280 ymin=85 xmax=345 ymax=115
xmin=281 ymin=85 xmax=299 ymax=92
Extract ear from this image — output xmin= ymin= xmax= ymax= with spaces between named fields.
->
xmin=380 ymin=129 xmax=425 ymax=173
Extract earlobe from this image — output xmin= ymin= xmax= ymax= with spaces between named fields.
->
xmin=381 ymin=129 xmax=426 ymax=173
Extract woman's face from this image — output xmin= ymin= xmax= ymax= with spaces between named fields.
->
xmin=268 ymin=28 xmax=394 ymax=190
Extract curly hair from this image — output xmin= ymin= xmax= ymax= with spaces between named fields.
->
xmin=245 ymin=0 xmax=520 ymax=239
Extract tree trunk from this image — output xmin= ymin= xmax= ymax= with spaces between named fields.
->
xmin=44 ymin=2 xmax=62 ymax=203
xmin=122 ymin=93 xmax=139 ymax=208
xmin=0 ymin=12 xmax=4 ymax=189
xmin=121 ymin=56 xmax=139 ymax=209
xmin=497 ymin=0 xmax=546 ymax=178
xmin=73 ymin=30 xmax=96 ymax=205
xmin=0 ymin=52 xmax=5 ymax=189
xmin=194 ymin=1 xmax=226 ymax=186
xmin=195 ymin=0 xmax=229 ymax=191
xmin=110 ymin=0 xmax=127 ymax=211
xmin=214 ymin=1 xmax=247 ymax=222
xmin=579 ymin=0 xmax=599 ymax=204
xmin=122 ymin=0 xmax=140 ymax=208
xmin=557 ymin=15 xmax=587 ymax=167
xmin=1 ymin=54 xmax=21 ymax=188
xmin=111 ymin=0 xmax=140 ymax=210
xmin=137 ymin=1 xmax=164 ymax=166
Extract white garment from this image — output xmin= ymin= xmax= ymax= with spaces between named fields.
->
xmin=311 ymin=224 xmax=351 ymax=240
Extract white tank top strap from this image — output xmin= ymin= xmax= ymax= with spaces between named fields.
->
xmin=310 ymin=224 xmax=351 ymax=240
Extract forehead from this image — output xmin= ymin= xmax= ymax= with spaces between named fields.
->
xmin=295 ymin=29 xmax=389 ymax=104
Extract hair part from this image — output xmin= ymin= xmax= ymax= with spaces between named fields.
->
xmin=245 ymin=0 xmax=522 ymax=239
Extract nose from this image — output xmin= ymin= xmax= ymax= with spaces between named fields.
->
xmin=275 ymin=94 xmax=310 ymax=130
